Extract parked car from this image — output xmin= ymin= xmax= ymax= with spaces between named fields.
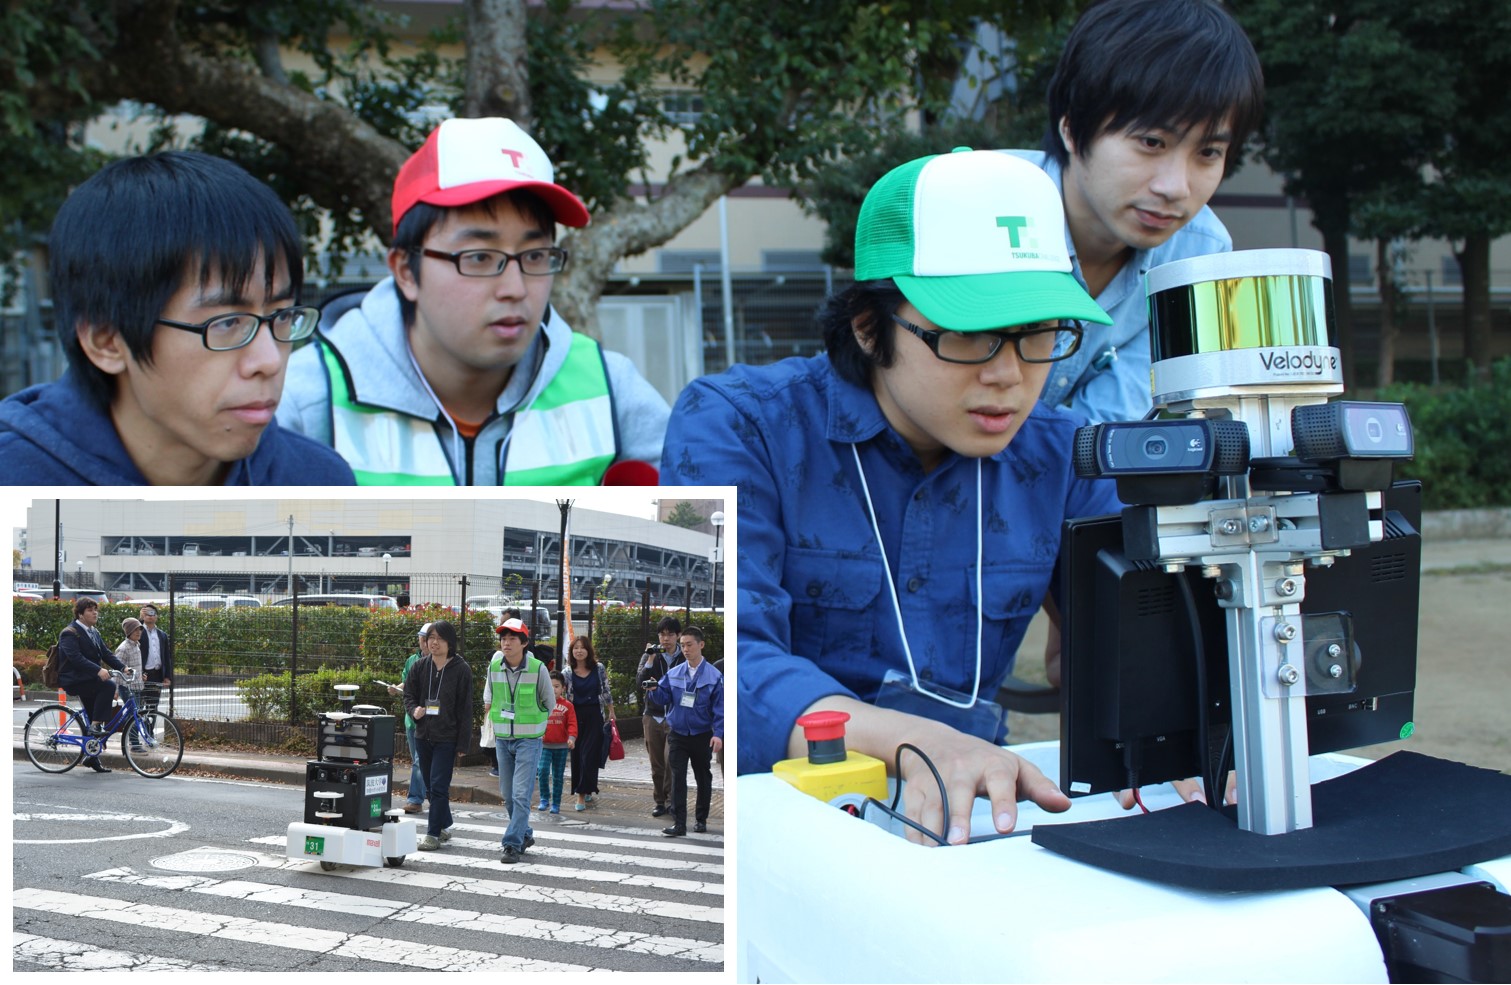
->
xmin=268 ymin=593 xmax=399 ymax=610
xmin=133 ymin=594 xmax=262 ymax=610
xmin=45 ymin=588 xmax=111 ymax=604
xmin=181 ymin=543 xmax=200 ymax=556
xmin=13 ymin=591 xmax=46 ymax=602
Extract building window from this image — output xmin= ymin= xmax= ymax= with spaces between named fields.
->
xmin=1348 ymin=253 xmax=1371 ymax=285
xmin=662 ymin=92 xmax=705 ymax=126
xmin=1440 ymin=256 xmax=1463 ymax=287
xmin=762 ymin=250 xmax=824 ymax=273
xmin=659 ymin=250 xmax=721 ymax=274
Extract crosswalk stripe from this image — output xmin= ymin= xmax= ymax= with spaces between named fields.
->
xmin=14 ymin=887 xmax=590 ymax=972
xmin=389 ymin=831 xmax=724 ymax=875
xmin=13 ymin=933 xmax=226 ymax=972
xmin=250 ymin=836 xmax=725 ymax=897
xmin=451 ymin=810 xmax=725 ymax=853
xmin=448 ymin=818 xmax=726 ymax=858
xmin=83 ymin=868 xmax=721 ymax=963
xmin=231 ymin=846 xmax=725 ymax=923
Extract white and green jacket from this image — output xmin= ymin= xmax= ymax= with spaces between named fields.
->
xmin=275 ymin=278 xmax=670 ymax=485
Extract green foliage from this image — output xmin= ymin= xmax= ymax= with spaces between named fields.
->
xmin=587 ymin=606 xmax=725 ymax=711
xmin=1376 ymin=357 xmax=1511 ymax=509
xmin=236 ymin=665 xmax=384 ymax=724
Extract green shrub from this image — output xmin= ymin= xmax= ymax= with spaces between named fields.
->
xmin=587 ymin=607 xmax=725 ymax=712
xmin=1377 ymin=357 xmax=1511 ymax=509
xmin=236 ymin=666 xmax=393 ymax=724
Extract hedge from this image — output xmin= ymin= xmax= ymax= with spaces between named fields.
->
xmin=1376 ymin=357 xmax=1511 ymax=510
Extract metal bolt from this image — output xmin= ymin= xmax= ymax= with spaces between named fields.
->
xmin=1218 ymin=518 xmax=1243 ymax=536
xmin=1326 ymin=644 xmax=1343 ymax=659
xmin=1201 ymin=565 xmax=1223 ymax=580
xmin=1276 ymin=578 xmax=1298 ymax=597
xmin=1273 ymin=622 xmax=1297 ymax=643
xmin=1249 ymin=515 xmax=1271 ymax=534
xmin=1214 ymin=580 xmax=1236 ymax=601
xmin=1328 ymin=664 xmax=1344 ymax=679
xmin=1163 ymin=561 xmax=1186 ymax=574
xmin=1278 ymin=664 xmax=1300 ymax=686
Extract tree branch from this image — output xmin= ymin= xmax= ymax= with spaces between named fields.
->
xmin=97 ymin=0 xmax=407 ymax=238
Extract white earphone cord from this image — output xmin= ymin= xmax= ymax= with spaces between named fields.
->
xmin=851 ymin=444 xmax=983 ymax=710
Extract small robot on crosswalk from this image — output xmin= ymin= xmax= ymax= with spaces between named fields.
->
xmin=287 ymin=684 xmax=419 ymax=871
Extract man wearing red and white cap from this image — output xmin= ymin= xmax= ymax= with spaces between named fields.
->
xmin=483 ymin=616 xmax=554 ymax=863
xmin=276 ymin=117 xmax=669 ymax=485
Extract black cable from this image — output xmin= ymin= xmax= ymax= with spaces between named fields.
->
xmin=860 ymin=742 xmax=951 ymax=846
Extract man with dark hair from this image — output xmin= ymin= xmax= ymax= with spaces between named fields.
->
xmin=638 ymin=614 xmax=684 ymax=817
xmin=643 ymin=625 xmax=723 ymax=837
xmin=138 ymin=604 xmax=173 ymax=717
xmin=484 ymin=617 xmax=553 ymax=863
xmin=276 ymin=117 xmax=669 ymax=484
xmin=0 ymin=151 xmax=356 ymax=485
xmin=1015 ymin=0 xmax=1264 ymax=423
xmin=57 ymin=598 xmax=125 ymax=773
xmin=662 ymin=148 xmax=1123 ymax=844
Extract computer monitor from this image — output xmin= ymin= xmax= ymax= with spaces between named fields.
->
xmin=1059 ymin=481 xmax=1421 ymax=797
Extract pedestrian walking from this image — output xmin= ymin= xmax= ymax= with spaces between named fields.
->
xmin=566 ymin=636 xmax=615 ymax=811
xmin=403 ymin=620 xmax=472 ymax=851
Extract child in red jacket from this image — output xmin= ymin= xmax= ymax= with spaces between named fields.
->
xmin=537 ymin=672 xmax=578 ymax=813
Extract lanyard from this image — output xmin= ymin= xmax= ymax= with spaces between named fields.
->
xmin=851 ymin=444 xmax=984 ymax=710
xmin=427 ymin=661 xmax=447 ymax=706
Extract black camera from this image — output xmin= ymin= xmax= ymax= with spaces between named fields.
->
xmin=1074 ymin=418 xmax=1250 ymax=506
xmin=645 ymin=643 xmax=665 ymax=654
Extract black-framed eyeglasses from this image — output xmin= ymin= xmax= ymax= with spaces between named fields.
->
xmin=891 ymin=313 xmax=1083 ymax=365
xmin=156 ymin=305 xmax=319 ymax=352
xmin=416 ymin=246 xmax=569 ymax=277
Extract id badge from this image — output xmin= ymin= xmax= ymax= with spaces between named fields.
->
xmin=873 ymin=669 xmax=1005 ymax=744
xmin=680 ymin=690 xmax=697 ymax=708
xmin=425 ymin=704 xmax=441 ymax=717
xmin=498 ymin=708 xmax=515 ymax=721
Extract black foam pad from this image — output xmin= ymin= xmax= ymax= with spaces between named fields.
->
xmin=1031 ymin=752 xmax=1511 ymax=891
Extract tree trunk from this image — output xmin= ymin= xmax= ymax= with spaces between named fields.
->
xmin=1375 ymin=238 xmax=1397 ymax=388
xmin=1321 ymin=224 xmax=1356 ymax=389
xmin=464 ymin=0 xmax=530 ymax=121
xmin=1454 ymin=233 xmax=1492 ymax=382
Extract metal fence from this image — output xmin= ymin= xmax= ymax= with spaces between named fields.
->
xmin=15 ymin=571 xmax=725 ymax=749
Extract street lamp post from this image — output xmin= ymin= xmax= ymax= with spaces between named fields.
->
xmin=710 ymin=511 xmax=725 ymax=610
xmin=382 ymin=553 xmax=392 ymax=593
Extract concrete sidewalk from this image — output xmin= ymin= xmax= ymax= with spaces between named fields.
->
xmin=13 ymin=731 xmax=724 ymax=826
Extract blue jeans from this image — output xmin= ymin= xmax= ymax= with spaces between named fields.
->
xmin=413 ymin=738 xmax=456 ymax=837
xmin=495 ymin=736 xmax=544 ymax=850
xmin=405 ymin=729 xmax=426 ymax=806
xmin=537 ymin=747 xmax=569 ymax=807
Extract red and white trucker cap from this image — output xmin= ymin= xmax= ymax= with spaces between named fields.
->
xmin=391 ymin=117 xmax=591 ymax=235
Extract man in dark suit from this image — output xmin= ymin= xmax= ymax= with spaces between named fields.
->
xmin=58 ymin=597 xmax=125 ymax=773
xmin=138 ymin=603 xmax=173 ymax=715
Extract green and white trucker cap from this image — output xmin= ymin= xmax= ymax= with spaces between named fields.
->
xmin=855 ymin=148 xmax=1112 ymax=331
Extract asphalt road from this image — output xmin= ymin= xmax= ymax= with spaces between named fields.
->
xmin=13 ymin=766 xmax=724 ymax=972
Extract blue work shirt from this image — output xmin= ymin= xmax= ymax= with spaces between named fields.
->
xmin=1004 ymin=150 xmax=1233 ymax=425
xmin=661 ymin=355 xmax=1122 ymax=774
xmin=645 ymin=658 xmax=724 ymax=738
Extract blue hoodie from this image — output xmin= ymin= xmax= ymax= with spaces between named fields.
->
xmin=0 ymin=370 xmax=356 ymax=485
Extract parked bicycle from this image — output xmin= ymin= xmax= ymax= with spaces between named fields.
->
xmin=23 ymin=669 xmax=185 ymax=778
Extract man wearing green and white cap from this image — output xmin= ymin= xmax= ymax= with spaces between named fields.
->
xmin=662 ymin=148 xmax=1124 ymax=844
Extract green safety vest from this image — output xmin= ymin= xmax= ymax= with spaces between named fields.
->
xmin=488 ymin=653 xmax=548 ymax=738
xmin=321 ymin=334 xmax=618 ymax=485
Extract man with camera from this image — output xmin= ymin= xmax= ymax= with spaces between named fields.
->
xmin=636 ymin=616 xmax=682 ymax=817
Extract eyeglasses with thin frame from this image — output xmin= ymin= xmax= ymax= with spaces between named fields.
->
xmin=156 ymin=305 xmax=320 ymax=352
xmin=415 ymin=246 xmax=569 ymax=278
xmin=891 ymin=313 xmax=1083 ymax=365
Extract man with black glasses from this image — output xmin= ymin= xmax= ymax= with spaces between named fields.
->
xmin=662 ymin=148 xmax=1123 ymax=846
xmin=276 ymin=116 xmax=669 ymax=484
xmin=0 ymin=151 xmax=355 ymax=485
